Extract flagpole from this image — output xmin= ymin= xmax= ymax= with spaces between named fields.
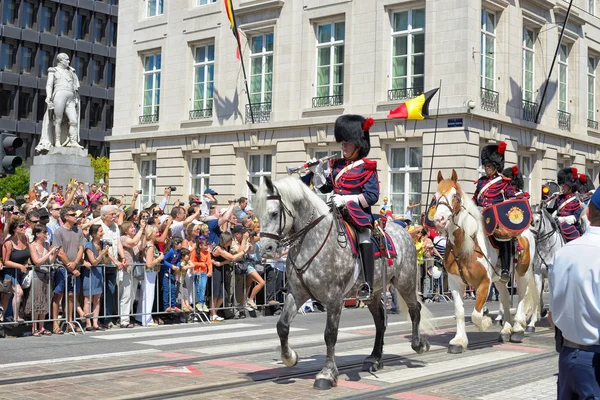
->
xmin=424 ymin=80 xmax=442 ymax=214
xmin=534 ymin=0 xmax=573 ymax=123
xmin=230 ymin=4 xmax=255 ymax=123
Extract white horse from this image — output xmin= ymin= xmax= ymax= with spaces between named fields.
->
xmin=433 ymin=171 xmax=539 ymax=352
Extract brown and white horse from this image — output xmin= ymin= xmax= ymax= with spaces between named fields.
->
xmin=432 ymin=170 xmax=539 ymax=353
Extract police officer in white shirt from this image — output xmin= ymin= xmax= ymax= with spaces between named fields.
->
xmin=548 ymin=188 xmax=600 ymax=399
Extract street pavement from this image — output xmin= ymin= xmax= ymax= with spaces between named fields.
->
xmin=0 ymin=299 xmax=557 ymax=399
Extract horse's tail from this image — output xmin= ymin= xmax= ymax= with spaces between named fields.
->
xmin=397 ymin=294 xmax=437 ymax=335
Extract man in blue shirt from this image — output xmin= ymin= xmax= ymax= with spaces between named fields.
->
xmin=549 ymin=188 xmax=600 ymax=399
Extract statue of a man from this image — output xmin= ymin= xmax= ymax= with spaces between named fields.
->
xmin=36 ymin=53 xmax=83 ymax=153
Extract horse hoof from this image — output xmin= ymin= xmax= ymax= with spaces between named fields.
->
xmin=447 ymin=344 xmax=465 ymax=354
xmin=313 ymin=378 xmax=335 ymax=390
xmin=510 ymin=331 xmax=525 ymax=343
xmin=499 ymin=333 xmax=511 ymax=343
xmin=282 ymin=350 xmax=298 ymax=367
xmin=525 ymin=326 xmax=536 ymax=333
xmin=540 ymin=309 xmax=548 ymax=318
xmin=362 ymin=358 xmax=383 ymax=372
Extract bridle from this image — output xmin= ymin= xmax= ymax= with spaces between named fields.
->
xmin=531 ymin=203 xmax=563 ymax=269
xmin=259 ymin=187 xmax=293 ymax=243
xmin=434 ymin=191 xmax=463 ymax=225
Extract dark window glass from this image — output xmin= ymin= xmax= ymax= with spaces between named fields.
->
xmin=37 ymin=92 xmax=47 ymax=120
xmin=75 ymin=13 xmax=89 ymax=40
xmin=21 ymin=2 xmax=35 ymax=29
xmin=106 ymin=104 xmax=113 ymax=129
xmin=79 ymin=96 xmax=88 ymax=128
xmin=2 ymin=0 xmax=16 ymax=25
xmin=18 ymin=91 xmax=33 ymax=120
xmin=93 ymin=17 xmax=105 ymax=44
xmin=90 ymin=101 xmax=102 ymax=128
xmin=108 ymin=20 xmax=117 ymax=47
xmin=72 ymin=55 xmax=88 ymax=81
xmin=91 ymin=60 xmax=103 ymax=85
xmin=0 ymin=88 xmax=14 ymax=118
xmin=40 ymin=6 xmax=54 ymax=33
xmin=20 ymin=47 xmax=34 ymax=74
xmin=58 ymin=9 xmax=72 ymax=36
xmin=1 ymin=42 xmax=16 ymax=71
xmin=107 ymin=62 xmax=115 ymax=88
xmin=39 ymin=49 xmax=51 ymax=76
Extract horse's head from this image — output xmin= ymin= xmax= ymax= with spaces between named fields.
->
xmin=433 ymin=169 xmax=462 ymax=233
xmin=247 ymin=176 xmax=294 ymax=258
xmin=530 ymin=201 xmax=557 ymax=237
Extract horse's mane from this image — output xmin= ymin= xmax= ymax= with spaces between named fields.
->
xmin=253 ymin=176 xmax=330 ymax=218
xmin=452 ymin=185 xmax=482 ymax=257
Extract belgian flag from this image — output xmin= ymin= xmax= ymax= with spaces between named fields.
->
xmin=224 ymin=0 xmax=242 ymax=60
xmin=387 ymin=88 xmax=439 ymax=120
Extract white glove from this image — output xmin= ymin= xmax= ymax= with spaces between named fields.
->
xmin=306 ymin=158 xmax=318 ymax=173
xmin=331 ymin=194 xmax=346 ymax=208
xmin=557 ymin=215 xmax=576 ymax=225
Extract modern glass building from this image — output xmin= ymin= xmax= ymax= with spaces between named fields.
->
xmin=0 ymin=0 xmax=117 ymax=160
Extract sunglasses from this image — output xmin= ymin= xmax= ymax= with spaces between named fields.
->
xmin=29 ymin=219 xmax=40 ymax=223
xmin=66 ymin=213 xmax=77 ymax=217
xmin=17 ymin=224 xmax=26 ymax=228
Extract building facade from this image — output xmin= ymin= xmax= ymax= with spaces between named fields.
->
xmin=109 ymin=0 xmax=600 ymax=215
xmin=0 ymin=0 xmax=118 ymax=160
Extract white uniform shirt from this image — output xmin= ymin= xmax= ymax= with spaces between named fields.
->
xmin=549 ymin=226 xmax=600 ymax=345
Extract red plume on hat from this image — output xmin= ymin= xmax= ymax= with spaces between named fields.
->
xmin=512 ymin=165 xmax=519 ymax=175
xmin=580 ymin=174 xmax=588 ymax=184
xmin=497 ymin=141 xmax=507 ymax=155
xmin=571 ymin=167 xmax=578 ymax=180
xmin=362 ymin=117 xmax=374 ymax=132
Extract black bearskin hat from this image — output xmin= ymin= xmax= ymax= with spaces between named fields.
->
xmin=502 ymin=166 xmax=524 ymax=191
xmin=480 ymin=141 xmax=507 ymax=171
xmin=334 ymin=114 xmax=374 ymax=159
xmin=577 ymin=174 xmax=595 ymax=193
xmin=557 ymin=167 xmax=578 ymax=188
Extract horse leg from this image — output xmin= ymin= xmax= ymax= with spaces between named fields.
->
xmin=393 ymin=274 xmax=430 ymax=355
xmin=447 ymin=274 xmax=468 ymax=354
xmin=277 ymin=292 xmax=308 ymax=367
xmin=496 ymin=282 xmax=513 ymax=343
xmin=510 ymin=272 xmax=529 ymax=343
xmin=314 ymin=302 xmax=342 ymax=390
xmin=495 ymin=301 xmax=504 ymax=325
xmin=363 ymin=292 xmax=386 ymax=372
xmin=471 ymin=276 xmax=493 ymax=332
xmin=526 ymin=271 xmax=543 ymax=333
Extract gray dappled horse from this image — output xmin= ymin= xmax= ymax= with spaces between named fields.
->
xmin=247 ymin=176 xmax=432 ymax=390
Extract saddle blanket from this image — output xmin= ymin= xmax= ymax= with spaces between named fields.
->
xmin=560 ymin=222 xmax=581 ymax=242
xmin=342 ymin=219 xmax=397 ymax=259
xmin=482 ymin=199 xmax=532 ymax=237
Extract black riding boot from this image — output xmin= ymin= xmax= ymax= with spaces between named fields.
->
xmin=498 ymin=240 xmax=512 ymax=283
xmin=358 ymin=243 xmax=375 ymax=300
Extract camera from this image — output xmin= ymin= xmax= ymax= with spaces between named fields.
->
xmin=250 ymin=231 xmax=257 ymax=237
xmin=169 ymin=186 xmax=177 ymax=192
xmin=2 ymin=204 xmax=14 ymax=212
xmin=100 ymin=239 xmax=113 ymax=249
xmin=138 ymin=189 xmax=143 ymax=194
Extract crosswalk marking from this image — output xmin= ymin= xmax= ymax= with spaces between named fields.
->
xmin=192 ymin=332 xmax=359 ymax=356
xmin=0 ymin=350 xmax=160 ymax=370
xmin=364 ymin=351 xmax=526 ymax=383
xmin=479 ymin=377 xmax=557 ymax=399
xmin=136 ymin=327 xmax=307 ymax=347
xmin=90 ymin=323 xmax=259 ymax=341
xmin=335 ymin=342 xmax=446 ymax=358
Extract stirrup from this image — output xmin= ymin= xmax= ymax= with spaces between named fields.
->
xmin=500 ymin=270 xmax=510 ymax=283
xmin=357 ymin=283 xmax=373 ymax=301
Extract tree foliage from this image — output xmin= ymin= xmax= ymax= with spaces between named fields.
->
xmin=88 ymin=155 xmax=110 ymax=184
xmin=0 ymin=166 xmax=31 ymax=197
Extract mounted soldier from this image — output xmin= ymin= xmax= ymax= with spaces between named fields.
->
xmin=548 ymin=167 xmax=583 ymax=241
xmin=473 ymin=142 xmax=517 ymax=283
xmin=502 ymin=165 xmax=530 ymax=199
xmin=302 ymin=114 xmax=379 ymax=300
xmin=577 ymin=174 xmax=595 ymax=206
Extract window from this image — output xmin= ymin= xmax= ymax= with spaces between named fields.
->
xmin=249 ymin=33 xmax=274 ymax=104
xmin=517 ymin=155 xmax=533 ymax=194
xmin=192 ymin=45 xmax=214 ymax=112
xmin=79 ymin=96 xmax=88 ymax=128
xmin=58 ymin=9 xmax=72 ymax=36
xmin=147 ymin=0 xmax=164 ymax=18
xmin=37 ymin=93 xmax=47 ymax=120
xmin=39 ymin=49 xmax=51 ymax=76
xmin=90 ymin=100 xmax=103 ymax=128
xmin=92 ymin=17 xmax=105 ymax=44
xmin=75 ymin=12 xmax=89 ymax=40
xmin=197 ymin=0 xmax=217 ymax=5
xmin=143 ymin=53 xmax=161 ymax=118
xmin=0 ymin=86 xmax=14 ymax=118
xmin=558 ymin=44 xmax=568 ymax=112
xmin=18 ymin=90 xmax=33 ymax=120
xmin=248 ymin=154 xmax=272 ymax=202
xmin=586 ymin=167 xmax=599 ymax=185
xmin=91 ymin=59 xmax=103 ymax=85
xmin=391 ymin=9 xmax=425 ymax=94
xmin=315 ymin=22 xmax=345 ymax=101
xmin=480 ymin=10 xmax=496 ymax=90
xmin=0 ymin=42 xmax=16 ymax=71
xmin=590 ymin=0 xmax=596 ymax=16
xmin=108 ymin=19 xmax=117 ymax=47
xmin=107 ymin=62 xmax=116 ymax=88
xmin=21 ymin=2 xmax=35 ymax=29
xmin=389 ymin=146 xmax=422 ymax=221
xmin=139 ymin=160 xmax=157 ymax=207
xmin=2 ymin=0 xmax=16 ymax=25
xmin=588 ymin=57 xmax=596 ymax=123
xmin=557 ymin=162 xmax=565 ymax=172
xmin=106 ymin=104 xmax=114 ymax=129
xmin=313 ymin=149 xmax=341 ymax=202
xmin=523 ymin=28 xmax=535 ymax=102
xmin=72 ymin=55 xmax=88 ymax=82
xmin=20 ymin=46 xmax=34 ymax=74
xmin=190 ymin=157 xmax=210 ymax=195
xmin=40 ymin=5 xmax=54 ymax=33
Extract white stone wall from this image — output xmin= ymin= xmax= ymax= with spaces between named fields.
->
xmin=110 ymin=0 xmax=600 ymax=211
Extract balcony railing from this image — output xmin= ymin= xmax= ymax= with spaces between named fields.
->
xmin=312 ymin=94 xmax=343 ymax=108
xmin=588 ymin=119 xmax=598 ymax=130
xmin=139 ymin=114 xmax=159 ymax=125
xmin=558 ymin=110 xmax=571 ymax=131
xmin=387 ymin=87 xmax=423 ymax=101
xmin=245 ymin=102 xmax=272 ymax=123
xmin=480 ymin=87 xmax=499 ymax=113
xmin=522 ymin=100 xmax=538 ymax=122
xmin=189 ymin=108 xmax=212 ymax=120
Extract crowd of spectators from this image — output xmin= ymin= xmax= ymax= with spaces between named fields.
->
xmin=0 ymin=180 xmax=288 ymax=337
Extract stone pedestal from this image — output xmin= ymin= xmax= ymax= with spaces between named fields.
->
xmin=30 ymin=147 xmax=95 ymax=187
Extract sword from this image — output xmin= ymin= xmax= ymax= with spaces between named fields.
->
xmin=287 ymin=155 xmax=335 ymax=174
